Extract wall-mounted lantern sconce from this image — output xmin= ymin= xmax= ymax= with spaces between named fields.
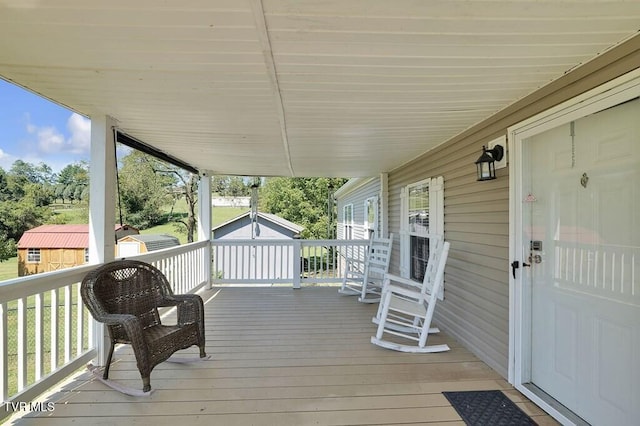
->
xmin=475 ymin=144 xmax=504 ymax=181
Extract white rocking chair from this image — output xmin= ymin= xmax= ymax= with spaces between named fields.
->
xmin=338 ymin=234 xmax=393 ymax=303
xmin=371 ymin=240 xmax=450 ymax=353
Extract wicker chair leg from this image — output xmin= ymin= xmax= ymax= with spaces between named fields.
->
xmin=142 ymin=376 xmax=151 ymax=393
xmin=199 ymin=345 xmax=206 ymax=358
xmin=103 ymin=341 xmax=116 ymax=380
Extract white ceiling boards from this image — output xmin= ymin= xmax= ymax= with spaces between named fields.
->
xmin=1 ymin=0 xmax=638 ymax=177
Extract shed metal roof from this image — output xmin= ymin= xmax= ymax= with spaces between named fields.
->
xmin=17 ymin=225 xmax=89 ymax=249
xmin=17 ymin=224 xmax=140 ymax=249
xmin=120 ymin=234 xmax=181 ymax=252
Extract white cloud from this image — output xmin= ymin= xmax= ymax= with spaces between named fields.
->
xmin=23 ymin=112 xmax=91 ymax=158
xmin=0 ymin=148 xmax=17 ymax=170
xmin=66 ymin=113 xmax=91 ymax=154
xmin=35 ymin=126 xmax=65 ymax=153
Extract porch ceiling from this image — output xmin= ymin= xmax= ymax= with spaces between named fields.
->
xmin=1 ymin=1 xmax=638 ymax=177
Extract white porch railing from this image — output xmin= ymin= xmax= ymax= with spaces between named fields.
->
xmin=0 ymin=241 xmax=210 ymax=420
xmin=211 ymin=239 xmax=371 ymax=288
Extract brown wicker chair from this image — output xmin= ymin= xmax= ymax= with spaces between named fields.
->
xmin=81 ymin=259 xmax=206 ymax=393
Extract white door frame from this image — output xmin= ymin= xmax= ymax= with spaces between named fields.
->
xmin=508 ymin=68 xmax=640 ymax=425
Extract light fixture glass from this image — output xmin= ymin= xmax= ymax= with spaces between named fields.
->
xmin=475 ymin=145 xmax=504 ymax=181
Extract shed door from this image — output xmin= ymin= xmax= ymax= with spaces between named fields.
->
xmin=117 ymin=242 xmax=140 ymax=257
xmin=521 ymin=98 xmax=639 ymax=424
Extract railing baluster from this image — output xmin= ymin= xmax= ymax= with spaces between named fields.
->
xmin=50 ymin=289 xmax=58 ymax=371
xmin=64 ymin=285 xmax=72 ymax=363
xmin=35 ymin=292 xmax=43 ymax=380
xmin=76 ymin=284 xmax=84 ymax=357
xmin=1 ymin=302 xmax=7 ymax=402
xmin=17 ymin=297 xmax=27 ymax=392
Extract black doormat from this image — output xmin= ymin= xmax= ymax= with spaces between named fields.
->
xmin=443 ymin=390 xmax=537 ymax=426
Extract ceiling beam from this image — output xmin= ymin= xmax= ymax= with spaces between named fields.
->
xmin=250 ymin=0 xmax=295 ymax=177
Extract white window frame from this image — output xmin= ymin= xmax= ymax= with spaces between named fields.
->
xmin=364 ymin=196 xmax=379 ymax=239
xmin=400 ymin=176 xmax=444 ymax=298
xmin=343 ymin=203 xmax=354 ymax=239
xmin=27 ymin=248 xmax=41 ymax=263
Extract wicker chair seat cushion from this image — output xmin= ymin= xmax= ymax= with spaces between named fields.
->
xmin=144 ymin=323 xmax=201 ymax=365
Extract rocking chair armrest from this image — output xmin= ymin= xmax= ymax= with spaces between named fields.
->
xmin=384 ymin=283 xmax=422 ymax=300
xmin=383 ymin=274 xmax=422 ymax=291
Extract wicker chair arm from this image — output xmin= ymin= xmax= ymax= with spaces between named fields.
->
xmin=102 ymin=313 xmax=150 ymax=369
xmin=161 ymin=294 xmax=204 ymax=326
xmin=92 ymin=312 xmax=136 ymax=326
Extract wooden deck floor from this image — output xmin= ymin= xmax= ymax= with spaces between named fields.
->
xmin=13 ymin=286 xmax=558 ymax=425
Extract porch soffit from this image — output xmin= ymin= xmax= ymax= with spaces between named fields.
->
xmin=0 ymin=1 xmax=639 ymax=177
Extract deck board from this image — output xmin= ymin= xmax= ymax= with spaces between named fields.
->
xmin=12 ymin=286 xmax=558 ymax=425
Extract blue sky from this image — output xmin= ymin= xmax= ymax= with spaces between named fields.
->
xmin=0 ymin=78 xmax=91 ymax=173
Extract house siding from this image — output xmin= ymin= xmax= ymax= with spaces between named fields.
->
xmin=336 ymin=177 xmax=382 ymax=240
xmin=387 ymin=36 xmax=640 ymax=378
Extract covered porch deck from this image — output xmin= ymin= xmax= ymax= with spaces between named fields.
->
xmin=13 ymin=286 xmax=557 ymax=425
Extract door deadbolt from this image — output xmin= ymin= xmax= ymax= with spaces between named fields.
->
xmin=528 ymin=254 xmax=542 ymax=264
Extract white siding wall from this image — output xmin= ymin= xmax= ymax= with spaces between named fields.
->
xmin=336 ymin=178 xmax=382 ymax=240
xmin=387 ymin=39 xmax=640 ymax=378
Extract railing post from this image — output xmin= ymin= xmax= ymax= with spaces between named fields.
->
xmin=293 ymin=239 xmax=301 ymax=289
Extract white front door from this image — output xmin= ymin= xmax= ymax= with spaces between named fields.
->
xmin=515 ymin=94 xmax=639 ymax=424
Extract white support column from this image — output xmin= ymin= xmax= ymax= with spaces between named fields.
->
xmin=197 ymin=172 xmax=212 ymax=288
xmin=88 ymin=114 xmax=117 ymax=366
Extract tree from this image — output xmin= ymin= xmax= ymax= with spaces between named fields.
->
xmin=0 ymin=199 xmax=52 ymax=242
xmin=227 ymin=176 xmax=247 ymax=196
xmin=58 ymin=161 xmax=89 ymax=186
xmin=9 ymin=160 xmax=56 ymax=185
xmin=117 ymin=150 xmax=175 ymax=229
xmin=0 ymin=163 xmax=55 ymax=261
xmin=151 ymin=165 xmax=199 ymax=243
xmin=0 ymin=168 xmax=11 ymax=202
xmin=24 ymin=182 xmax=54 ymax=207
xmin=260 ymin=177 xmax=347 ymax=239
xmin=63 ymin=184 xmax=76 ymax=204
xmin=211 ymin=176 xmax=229 ymax=195
xmin=0 ymin=232 xmax=16 ymax=263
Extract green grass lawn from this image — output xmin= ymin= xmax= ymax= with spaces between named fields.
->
xmin=0 ymin=256 xmax=18 ymax=281
xmin=51 ymin=203 xmax=89 ymax=224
